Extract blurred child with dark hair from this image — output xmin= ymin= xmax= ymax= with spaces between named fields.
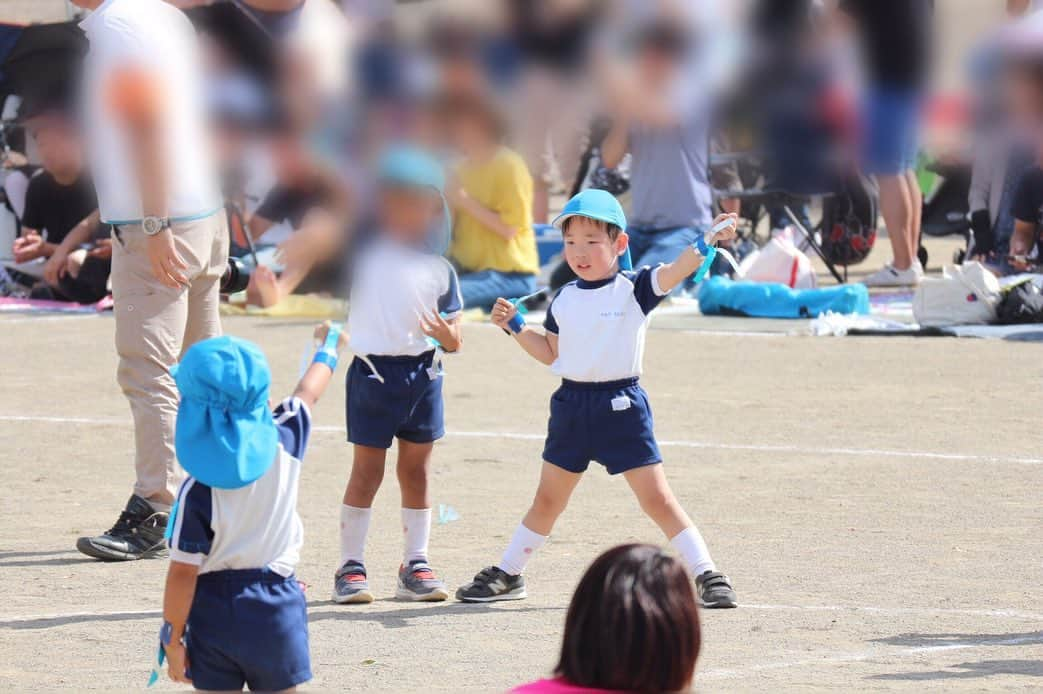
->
xmin=512 ymin=544 xmax=701 ymax=694
xmin=442 ymin=94 xmax=540 ymax=311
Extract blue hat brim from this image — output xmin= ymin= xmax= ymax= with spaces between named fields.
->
xmin=175 ymin=400 xmax=279 ymax=490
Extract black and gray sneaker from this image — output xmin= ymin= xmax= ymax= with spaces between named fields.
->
xmin=697 ymin=570 xmax=737 ymax=608
xmin=396 ymin=560 xmax=449 ymax=602
xmin=76 ymin=495 xmax=169 ymax=561
xmin=456 ymin=566 xmax=527 ymax=602
xmin=333 ymin=560 xmax=374 ymax=604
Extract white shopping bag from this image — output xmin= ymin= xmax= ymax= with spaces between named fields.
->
xmin=913 ymin=262 xmax=1002 ymax=327
xmin=737 ymin=227 xmax=818 ymax=288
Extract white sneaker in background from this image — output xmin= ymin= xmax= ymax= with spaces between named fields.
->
xmin=913 ymin=260 xmax=925 ymax=278
xmin=861 ymin=263 xmax=921 ymax=287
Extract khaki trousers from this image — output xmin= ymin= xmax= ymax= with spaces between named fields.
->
xmin=110 ymin=213 xmax=229 ymax=499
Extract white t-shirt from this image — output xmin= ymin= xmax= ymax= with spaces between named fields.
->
xmin=79 ymin=0 xmax=221 ymax=223
xmin=347 ymin=237 xmax=463 ymax=357
xmin=168 ymin=398 xmax=310 ymax=577
xmin=544 ymin=267 xmax=668 ymax=382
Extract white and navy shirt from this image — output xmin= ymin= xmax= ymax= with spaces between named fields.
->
xmin=347 ymin=237 xmax=463 ymax=357
xmin=168 ymin=397 xmax=311 ymax=577
xmin=544 ymin=266 xmax=668 ymax=382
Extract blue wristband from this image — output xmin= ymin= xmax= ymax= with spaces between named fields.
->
xmin=312 ymin=324 xmax=342 ymax=371
xmin=507 ymin=313 xmax=525 ymax=334
xmin=693 ymin=233 xmax=712 ymax=256
xmin=692 ymin=245 xmax=717 ymax=283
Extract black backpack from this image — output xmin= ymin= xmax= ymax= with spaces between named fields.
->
xmin=820 ymin=175 xmax=879 ymax=267
xmin=997 ymin=281 xmax=1043 ymax=324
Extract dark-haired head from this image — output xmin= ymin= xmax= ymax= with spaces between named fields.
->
xmin=556 ymin=544 xmax=700 ymax=693
xmin=561 ymin=215 xmax=622 ymax=241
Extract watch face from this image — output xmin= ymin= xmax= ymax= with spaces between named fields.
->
xmin=143 ymin=217 xmax=166 ymax=235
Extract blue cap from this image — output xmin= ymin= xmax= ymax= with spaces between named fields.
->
xmin=551 ymin=189 xmax=627 ymax=232
xmin=171 ymin=336 xmax=278 ymax=490
xmin=377 ymin=144 xmax=452 ymax=255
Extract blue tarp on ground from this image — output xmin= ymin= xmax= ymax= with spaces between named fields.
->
xmin=698 ymin=277 xmax=870 ymax=319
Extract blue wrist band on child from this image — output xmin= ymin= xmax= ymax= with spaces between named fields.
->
xmin=693 ymin=234 xmax=712 ymax=256
xmin=312 ymin=324 xmax=342 ymax=371
xmin=692 ymin=245 xmax=717 ymax=283
xmin=507 ymin=313 xmax=526 ymax=334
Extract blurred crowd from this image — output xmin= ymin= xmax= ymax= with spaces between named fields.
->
xmin=2 ymin=0 xmax=1043 ymax=305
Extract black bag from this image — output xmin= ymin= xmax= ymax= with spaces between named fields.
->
xmin=996 ymin=282 xmax=1043 ymax=324
xmin=821 ymin=175 xmax=879 ymax=267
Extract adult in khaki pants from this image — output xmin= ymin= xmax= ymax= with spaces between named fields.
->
xmin=73 ymin=0 xmax=227 ymax=560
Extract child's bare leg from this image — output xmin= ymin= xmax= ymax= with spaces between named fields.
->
xmin=624 ymin=464 xmax=715 ymax=577
xmin=497 ymin=462 xmax=582 ymax=576
xmin=397 ymin=439 xmax=433 ymax=563
xmin=396 ymin=439 xmax=432 ymax=509
xmin=623 ymin=463 xmax=692 ymax=537
xmin=339 ymin=445 xmax=387 ymax=567
xmin=344 ymin=445 xmax=387 ymax=507
xmin=520 ymin=462 xmax=582 ymax=535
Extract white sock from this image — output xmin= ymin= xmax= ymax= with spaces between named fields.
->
xmin=497 ymin=524 xmax=548 ymax=576
xmin=146 ymin=499 xmax=171 ymax=514
xmin=401 ymin=507 xmax=432 ymax=564
xmin=340 ymin=504 xmax=372 ymax=566
xmin=670 ymin=526 xmax=716 ymax=577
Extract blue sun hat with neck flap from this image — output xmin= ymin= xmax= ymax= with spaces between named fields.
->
xmin=171 ymin=336 xmax=278 ymax=490
xmin=552 ymin=189 xmax=632 ymax=270
xmin=377 ymin=144 xmax=452 ymax=255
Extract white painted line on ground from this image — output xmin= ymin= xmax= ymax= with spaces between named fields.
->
xmin=701 ymin=632 xmax=1043 ymax=680
xmin=3 ymin=414 xmax=1042 ymax=466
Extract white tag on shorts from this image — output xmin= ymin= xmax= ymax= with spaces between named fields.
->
xmin=611 ymin=395 xmax=632 ymax=412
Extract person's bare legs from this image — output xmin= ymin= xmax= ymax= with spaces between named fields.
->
xmin=344 ymin=445 xmax=387 ymax=507
xmin=877 ymin=173 xmax=914 ymax=271
xmin=905 ymin=168 xmax=923 ymax=267
xmin=245 ymin=265 xmax=282 ymax=308
xmin=622 ymin=464 xmax=692 ymax=538
xmin=397 ymin=439 xmax=433 ymax=509
xmin=520 ymin=462 xmax=584 ymax=536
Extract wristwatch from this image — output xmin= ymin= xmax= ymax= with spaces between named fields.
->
xmin=142 ymin=216 xmax=171 ymax=236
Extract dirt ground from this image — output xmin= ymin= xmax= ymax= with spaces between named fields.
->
xmin=1 ymin=276 xmax=1042 ymax=692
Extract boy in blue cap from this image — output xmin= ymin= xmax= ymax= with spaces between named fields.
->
xmin=160 ymin=324 xmax=345 ymax=691
xmin=333 ymin=146 xmax=463 ymax=604
xmin=457 ymin=190 xmax=740 ymax=608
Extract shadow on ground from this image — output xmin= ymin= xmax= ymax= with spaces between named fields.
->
xmin=869 ymin=659 xmax=1043 ymax=681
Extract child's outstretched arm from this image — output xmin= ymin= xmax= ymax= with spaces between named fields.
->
xmin=491 ymin=297 xmax=557 ymax=365
xmin=655 ymin=213 xmax=739 ymax=294
xmin=162 ymin=560 xmax=199 ymax=685
xmin=293 ymin=321 xmax=348 ymax=409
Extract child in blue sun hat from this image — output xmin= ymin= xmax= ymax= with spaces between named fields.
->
xmin=159 ymin=324 xmax=345 ymax=691
xmin=333 ymin=143 xmax=464 ymax=605
xmin=456 ymin=188 xmax=742 ymax=609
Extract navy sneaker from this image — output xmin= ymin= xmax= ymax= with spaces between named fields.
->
xmin=396 ymin=560 xmax=449 ymax=601
xmin=333 ymin=560 xmax=374 ymax=604
xmin=76 ymin=495 xmax=168 ymax=561
xmin=456 ymin=566 xmax=527 ymax=602
xmin=697 ymin=570 xmax=737 ymax=608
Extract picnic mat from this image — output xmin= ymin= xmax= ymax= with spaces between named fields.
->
xmin=0 ymin=295 xmax=113 ymax=314
xmin=220 ymin=293 xmax=346 ymax=319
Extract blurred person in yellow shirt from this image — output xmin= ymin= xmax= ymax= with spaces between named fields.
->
xmin=441 ymin=95 xmax=539 ymax=311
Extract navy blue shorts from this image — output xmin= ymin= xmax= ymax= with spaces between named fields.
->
xmin=186 ymin=568 xmax=311 ymax=692
xmin=346 ymin=351 xmax=444 ymax=449
xmin=543 ymin=378 xmax=662 ymax=475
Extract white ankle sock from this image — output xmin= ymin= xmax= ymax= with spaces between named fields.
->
xmin=401 ymin=507 xmax=432 ymax=564
xmin=670 ymin=526 xmax=715 ymax=577
xmin=497 ymin=524 xmax=548 ymax=576
xmin=146 ymin=499 xmax=172 ymax=514
xmin=340 ymin=504 xmax=372 ymax=566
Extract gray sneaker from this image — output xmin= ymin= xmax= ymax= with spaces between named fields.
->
xmin=696 ymin=570 xmax=738 ymax=608
xmin=333 ymin=560 xmax=374 ymax=604
xmin=396 ymin=560 xmax=449 ymax=601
